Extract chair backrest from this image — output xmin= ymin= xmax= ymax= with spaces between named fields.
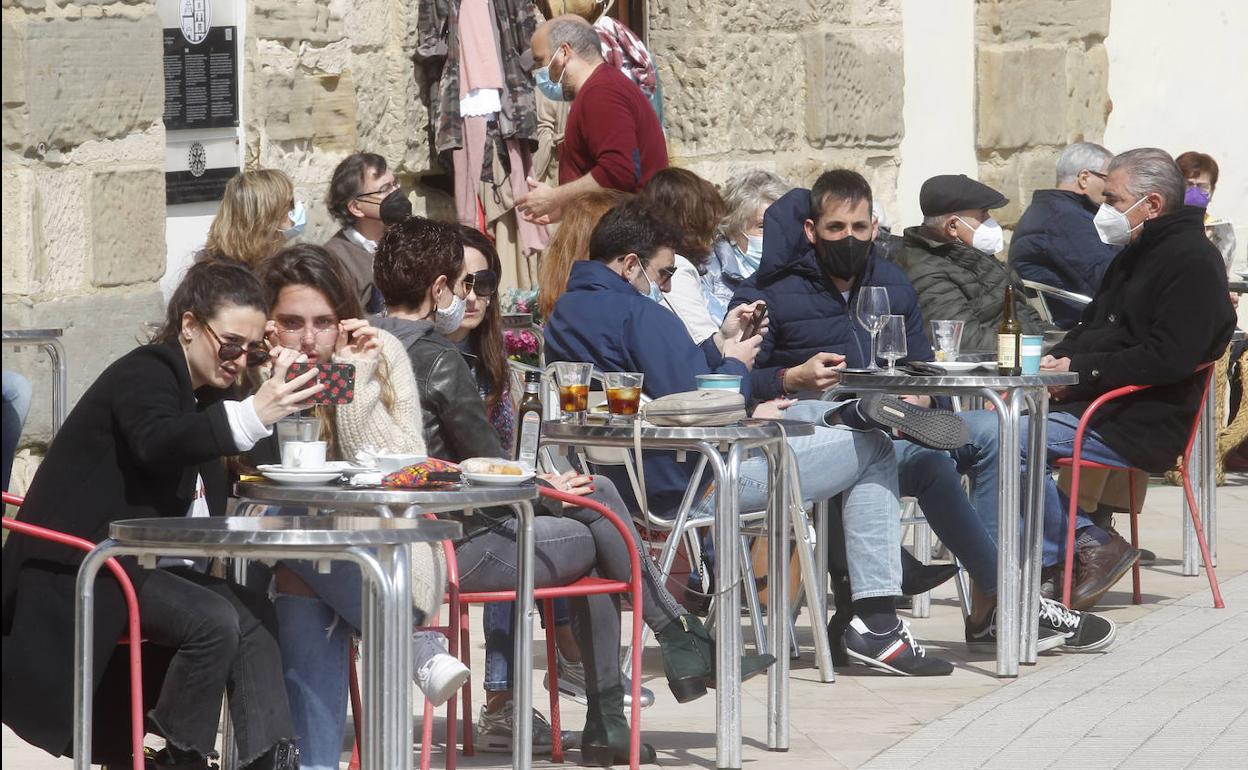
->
xmin=1021 ymin=280 xmax=1093 ymax=324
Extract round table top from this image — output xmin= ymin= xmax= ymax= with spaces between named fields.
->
xmin=2 ymin=328 xmax=63 ymax=341
xmin=839 ymin=370 xmax=1078 ymax=390
xmin=1228 ymin=280 xmax=1247 ymax=293
xmin=234 ymin=480 xmax=538 ymax=511
xmin=542 ymin=417 xmax=815 ymax=444
xmin=109 ymin=515 xmax=461 ymax=547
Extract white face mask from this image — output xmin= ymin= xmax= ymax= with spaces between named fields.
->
xmin=738 ymin=234 xmax=763 ymax=276
xmin=955 ymin=216 xmax=1005 ymax=255
xmin=1093 ymin=196 xmax=1147 ymax=245
xmin=433 ymin=289 xmax=466 ymax=334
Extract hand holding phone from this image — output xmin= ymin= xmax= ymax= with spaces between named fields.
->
xmin=285 ymin=362 xmax=356 ymax=405
xmin=741 ymin=303 xmax=769 ymax=340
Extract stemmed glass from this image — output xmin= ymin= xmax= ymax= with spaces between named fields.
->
xmin=877 ymin=315 xmax=907 ymax=375
xmin=855 ymin=286 xmax=891 ymax=370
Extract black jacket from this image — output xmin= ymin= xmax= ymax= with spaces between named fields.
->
xmin=1050 ymin=206 xmax=1236 ymax=472
xmin=2 ymin=341 xmax=238 ymax=760
xmin=1008 ymin=189 xmax=1121 ymax=328
xmin=371 ymin=316 xmax=505 ymax=463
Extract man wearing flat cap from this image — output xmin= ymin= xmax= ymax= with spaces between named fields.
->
xmin=894 ymin=174 xmax=1047 ymax=352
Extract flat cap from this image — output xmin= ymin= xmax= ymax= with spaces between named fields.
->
xmin=919 ymin=174 xmax=1008 ymax=216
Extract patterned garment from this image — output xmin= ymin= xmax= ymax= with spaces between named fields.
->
xmin=417 ymin=0 xmax=540 ymax=156
xmin=595 ymin=16 xmax=656 ymax=97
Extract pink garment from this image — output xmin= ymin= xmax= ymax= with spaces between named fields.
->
xmin=458 ymin=0 xmax=504 ymax=97
xmin=453 ymin=115 xmax=489 ymax=228
xmin=507 ymin=138 xmax=549 ymax=253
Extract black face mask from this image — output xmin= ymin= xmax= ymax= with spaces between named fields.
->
xmin=814 ymin=235 xmax=870 ymax=281
xmin=379 ymin=188 xmax=413 ymax=226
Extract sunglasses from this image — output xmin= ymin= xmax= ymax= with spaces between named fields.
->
xmin=202 ymin=322 xmax=271 ymax=367
xmin=647 ymin=263 xmax=679 ymax=282
xmin=462 ymin=269 xmax=498 ymax=298
xmin=1086 ymin=170 xmax=1108 ymax=180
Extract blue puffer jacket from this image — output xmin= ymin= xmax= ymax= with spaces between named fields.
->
xmin=730 ymin=188 xmax=934 ymax=401
xmin=546 ymin=259 xmax=751 ymax=513
xmin=1008 ymin=189 xmax=1120 ymax=329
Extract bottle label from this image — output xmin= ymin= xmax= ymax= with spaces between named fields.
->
xmin=516 ymin=412 xmax=541 ymax=469
xmin=997 ymin=333 xmax=1019 ymax=368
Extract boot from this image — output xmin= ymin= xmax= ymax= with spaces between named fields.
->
xmin=241 ymin=740 xmax=300 ymax=770
xmin=825 ymin=571 xmax=853 ymax=667
xmin=654 ymin=614 xmax=776 ymax=703
xmin=580 ymin=685 xmax=657 ymax=767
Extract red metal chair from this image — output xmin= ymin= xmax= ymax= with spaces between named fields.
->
xmin=1055 ymin=363 xmax=1224 ymax=609
xmin=349 ymin=486 xmax=646 ymax=770
xmin=2 ymin=491 xmax=146 ymax=770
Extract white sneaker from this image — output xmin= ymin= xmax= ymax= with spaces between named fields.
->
xmin=412 ymin=631 xmax=470 ymax=706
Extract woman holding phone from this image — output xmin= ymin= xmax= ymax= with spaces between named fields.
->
xmin=2 ymin=260 xmax=315 ymax=770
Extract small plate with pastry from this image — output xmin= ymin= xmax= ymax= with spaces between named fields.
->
xmin=460 ymin=457 xmax=536 ymax=486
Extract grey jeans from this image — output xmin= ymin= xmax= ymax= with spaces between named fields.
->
xmin=456 ymin=477 xmax=685 ymax=695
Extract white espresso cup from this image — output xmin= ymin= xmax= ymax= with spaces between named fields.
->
xmin=281 ymin=440 xmax=328 ymax=469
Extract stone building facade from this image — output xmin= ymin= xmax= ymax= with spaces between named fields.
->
xmin=1 ymin=0 xmax=1111 ymax=481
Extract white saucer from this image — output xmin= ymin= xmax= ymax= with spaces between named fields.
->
xmin=462 ymin=470 xmax=536 ymax=487
xmin=257 ymin=461 xmax=357 ymax=474
xmin=260 ymin=469 xmax=344 ymax=485
xmin=939 ymin=361 xmax=997 ymax=373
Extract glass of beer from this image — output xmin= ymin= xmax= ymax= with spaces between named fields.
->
xmin=604 ymin=372 xmax=643 ymax=422
xmin=554 ymin=362 xmax=593 ymax=422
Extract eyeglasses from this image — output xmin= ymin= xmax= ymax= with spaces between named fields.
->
xmin=201 ymin=322 xmax=270 ymax=367
xmin=461 ymin=269 xmax=498 ymax=298
xmin=1085 ymin=170 xmax=1108 ymax=180
xmin=274 ymin=317 xmax=340 ymax=340
xmin=354 ymin=180 xmax=400 ymax=200
xmin=647 ymin=263 xmax=679 ymax=283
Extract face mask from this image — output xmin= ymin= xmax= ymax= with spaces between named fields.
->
xmin=433 ymin=289 xmax=466 ymax=334
xmin=955 ymin=216 xmax=1005 ymax=255
xmin=737 ymin=234 xmax=763 ymax=276
xmin=1093 ymin=196 xmax=1147 ymax=246
xmin=632 ymin=261 xmax=663 ymax=303
xmin=282 ymin=201 xmax=307 ymax=240
xmin=532 ymin=48 xmax=568 ymax=102
xmin=1185 ymin=186 xmax=1211 ymax=208
xmin=379 ymin=188 xmax=412 ymax=226
xmin=814 ymin=235 xmax=870 ymax=280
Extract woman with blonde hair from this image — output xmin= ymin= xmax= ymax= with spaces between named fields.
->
xmin=201 ymin=169 xmax=304 ymax=269
xmin=536 ymin=189 xmax=631 ymax=319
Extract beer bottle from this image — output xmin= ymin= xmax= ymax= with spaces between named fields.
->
xmin=515 ymin=371 xmax=544 ymax=469
xmin=997 ymin=284 xmax=1022 ymax=376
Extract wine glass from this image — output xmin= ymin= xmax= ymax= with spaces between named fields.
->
xmin=877 ymin=315 xmax=907 ymax=374
xmin=855 ymin=286 xmax=891 ymax=370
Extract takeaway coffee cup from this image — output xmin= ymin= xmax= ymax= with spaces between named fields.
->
xmin=1021 ymin=335 xmax=1044 ymax=375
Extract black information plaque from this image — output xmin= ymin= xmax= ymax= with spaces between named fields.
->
xmin=167 ymin=165 xmax=238 ymax=206
xmin=163 ymin=25 xmax=238 ymax=130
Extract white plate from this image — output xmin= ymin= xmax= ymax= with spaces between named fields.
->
xmin=463 ymin=470 xmax=536 ymax=486
xmin=939 ymin=361 xmax=997 ymax=373
xmin=257 ymin=461 xmax=359 ymax=474
xmin=260 ymin=469 xmax=344 ymax=485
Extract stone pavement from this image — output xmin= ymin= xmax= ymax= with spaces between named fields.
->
xmin=3 ymin=475 xmax=1245 ymax=769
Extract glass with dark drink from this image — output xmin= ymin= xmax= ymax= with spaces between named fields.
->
xmin=604 ymin=372 xmax=644 ymax=422
xmin=554 ymin=362 xmax=593 ymax=422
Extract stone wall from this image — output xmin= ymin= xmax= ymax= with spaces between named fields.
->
xmin=2 ymin=0 xmax=167 ymax=459
xmin=974 ymin=0 xmax=1112 ymax=227
xmin=649 ymin=0 xmax=906 ymax=216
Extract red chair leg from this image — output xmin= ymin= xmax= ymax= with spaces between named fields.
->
xmin=1062 ymin=461 xmax=1083 ymax=607
xmin=459 ymin=603 xmax=475 ymax=756
xmin=545 ymin=599 xmax=564 ymax=763
xmin=348 ymin=641 xmax=363 ymax=770
xmin=1128 ymin=471 xmax=1141 ymax=605
xmin=1180 ymin=469 xmax=1225 ymax=608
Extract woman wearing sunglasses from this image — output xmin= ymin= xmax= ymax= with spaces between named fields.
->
xmin=2 ymin=260 xmax=316 ymax=770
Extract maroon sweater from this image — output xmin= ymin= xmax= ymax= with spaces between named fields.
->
xmin=559 ymin=63 xmax=668 ymax=192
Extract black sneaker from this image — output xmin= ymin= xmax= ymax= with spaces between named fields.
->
xmin=844 ymin=617 xmax=954 ymax=676
xmin=965 ymin=608 xmax=1068 ymax=653
xmin=1038 ymin=596 xmax=1116 ymax=652
xmin=856 ymin=394 xmax=971 ymax=451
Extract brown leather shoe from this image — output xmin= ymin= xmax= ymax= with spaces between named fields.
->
xmin=1069 ymin=533 xmax=1139 ymax=611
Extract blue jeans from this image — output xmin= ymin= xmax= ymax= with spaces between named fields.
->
xmin=2 ymin=371 xmax=32 ymax=492
xmin=695 ymin=400 xmax=902 ymax=601
xmin=1020 ymin=411 xmax=1130 ymax=566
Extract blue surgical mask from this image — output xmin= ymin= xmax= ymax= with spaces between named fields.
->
xmin=282 ymin=200 xmax=307 ymax=240
xmin=533 ymin=66 xmax=565 ymax=102
xmin=638 ymin=263 xmax=663 ymax=303
xmin=737 ymin=234 xmax=763 ymax=277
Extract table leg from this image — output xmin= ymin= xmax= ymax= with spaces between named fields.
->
xmin=349 ymin=546 xmax=393 ymax=770
xmin=44 ymin=339 xmax=68 ymax=435
xmin=510 ymin=500 xmax=537 ymax=770
xmin=1019 ymin=388 xmax=1049 ymax=665
xmin=1201 ymin=380 xmax=1217 ymax=566
xmin=763 ymin=442 xmax=790 ymax=752
xmin=379 ymin=543 xmax=413 ymax=770
xmin=74 ymin=541 xmax=121 ymax=770
xmin=700 ymin=444 xmax=741 ymax=770
xmin=982 ymin=389 xmax=1020 ymax=677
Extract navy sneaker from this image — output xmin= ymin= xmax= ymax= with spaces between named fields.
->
xmin=844 ymin=617 xmax=954 ymax=676
xmin=965 ymin=607 xmax=1068 ymax=653
xmin=1039 ymin=596 xmax=1117 ymax=652
xmin=856 ymin=394 xmax=971 ymax=451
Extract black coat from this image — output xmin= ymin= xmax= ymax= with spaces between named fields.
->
xmin=2 ymin=341 xmax=239 ymax=759
xmin=1050 ymin=207 xmax=1236 ymax=472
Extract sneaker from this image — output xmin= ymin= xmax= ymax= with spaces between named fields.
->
xmin=412 ymin=632 xmax=471 ymax=706
xmin=475 ymin=702 xmax=578 ymax=754
xmin=1038 ymin=596 xmax=1116 ymax=653
xmin=843 ymin=617 xmax=954 ymax=676
xmin=964 ymin=607 xmax=1068 ymax=653
xmin=855 ymin=394 xmax=971 ymax=450
xmin=544 ymin=648 xmax=655 ymax=708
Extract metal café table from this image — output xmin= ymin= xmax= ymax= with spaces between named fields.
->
xmin=1227 ymin=280 xmax=1247 ymax=293
xmin=3 ymin=327 xmax=68 ymax=433
xmin=232 ymin=481 xmax=541 ymax=769
xmin=74 ymin=514 xmax=461 ymax=770
xmin=542 ymin=418 xmax=812 ymax=770
xmin=838 ymin=370 xmax=1078 ymax=677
